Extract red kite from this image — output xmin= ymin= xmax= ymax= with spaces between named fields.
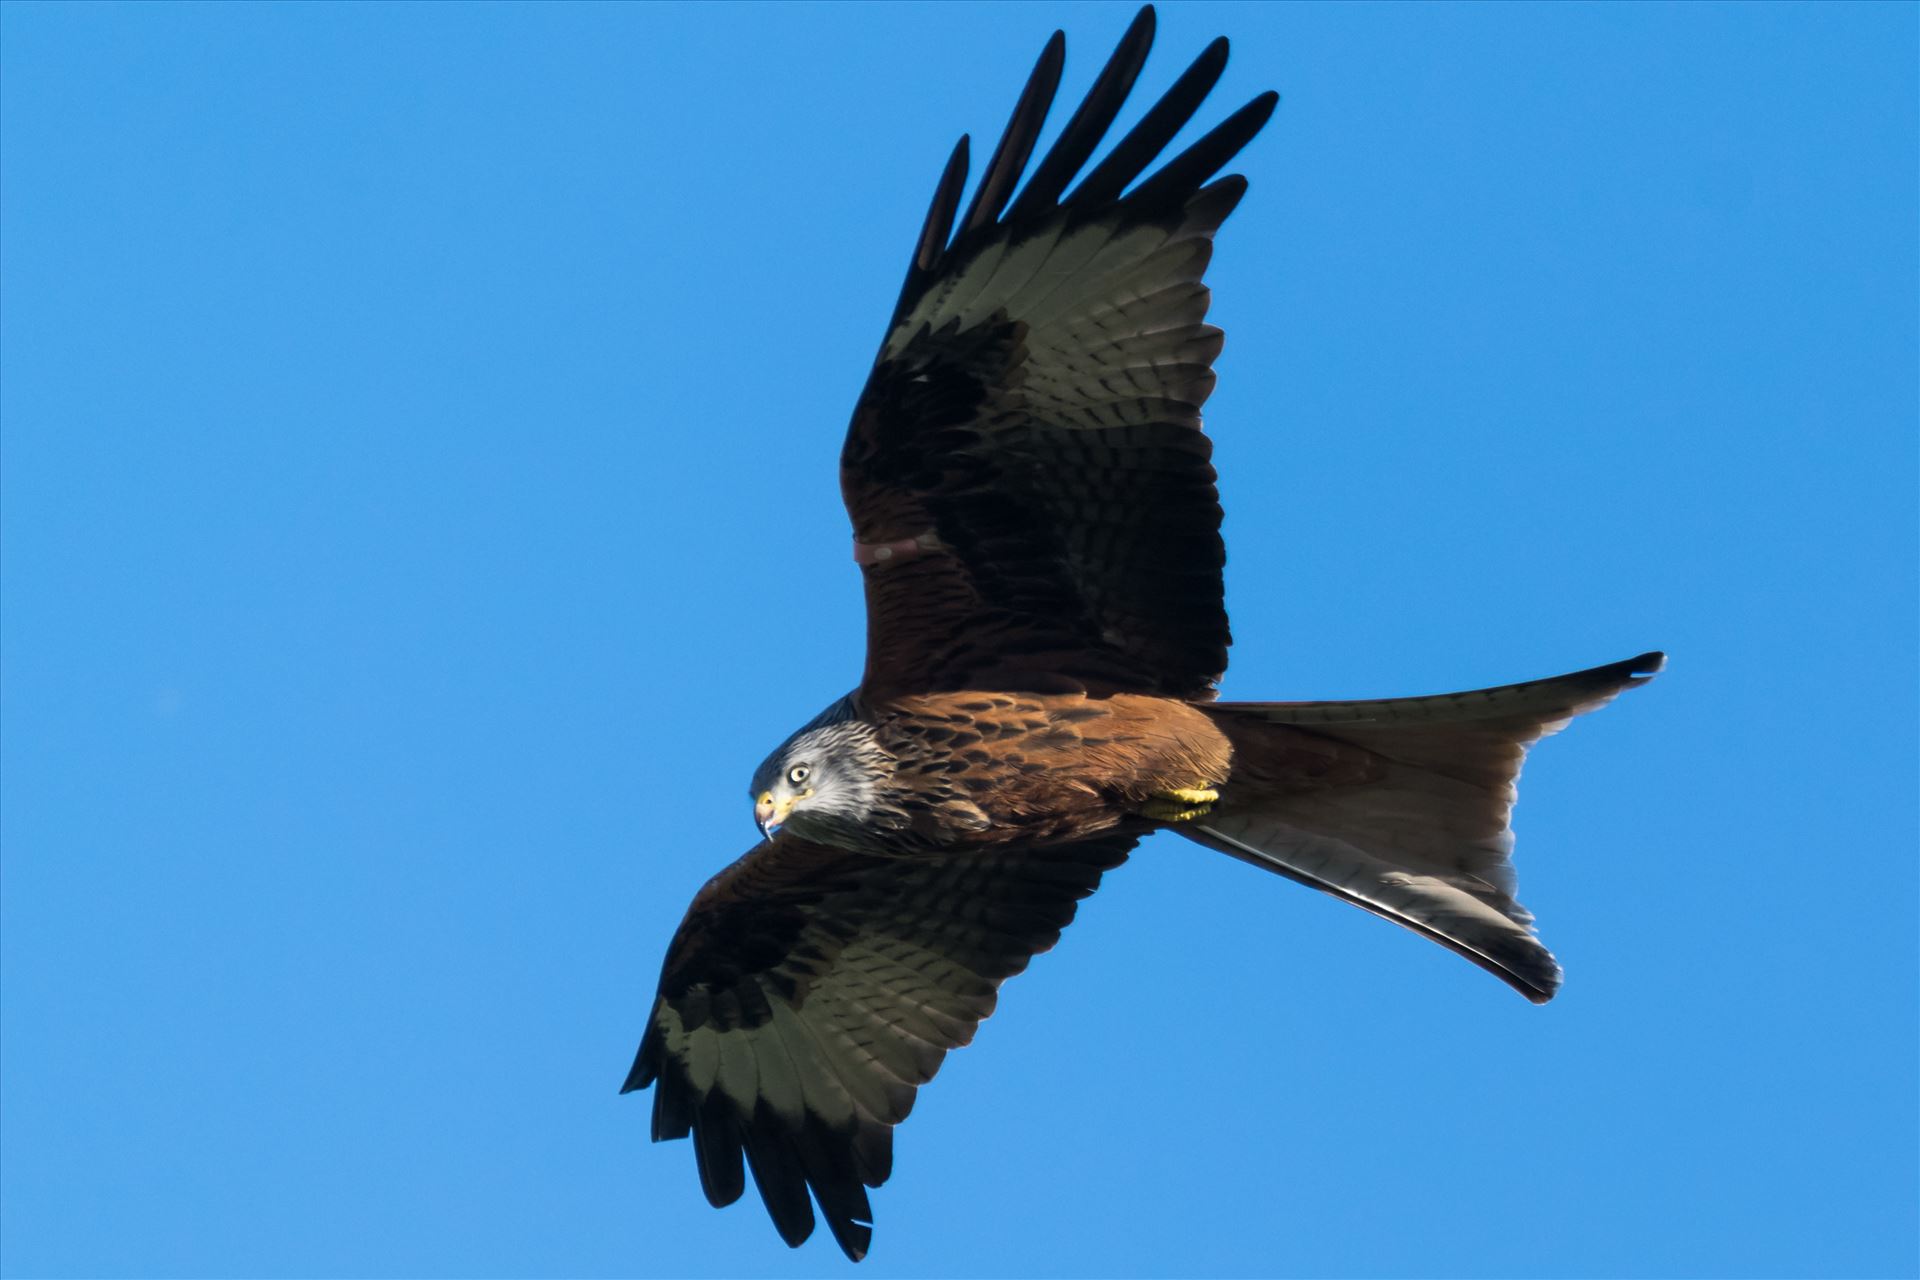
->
xmin=625 ymin=7 xmax=1661 ymax=1261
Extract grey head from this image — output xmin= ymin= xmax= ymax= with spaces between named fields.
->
xmin=749 ymin=694 xmax=894 ymax=847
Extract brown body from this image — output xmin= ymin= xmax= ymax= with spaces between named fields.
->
xmin=626 ymin=12 xmax=1661 ymax=1263
xmin=870 ymin=690 xmax=1233 ymax=847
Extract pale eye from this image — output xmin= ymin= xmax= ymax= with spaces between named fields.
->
xmin=787 ymin=764 xmax=811 ymax=786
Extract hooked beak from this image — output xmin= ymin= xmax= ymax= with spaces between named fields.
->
xmin=755 ymin=790 xmax=793 ymax=842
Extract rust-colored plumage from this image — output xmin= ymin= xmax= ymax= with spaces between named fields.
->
xmin=624 ymin=7 xmax=1661 ymax=1261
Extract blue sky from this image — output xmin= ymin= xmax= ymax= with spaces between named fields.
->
xmin=2 ymin=2 xmax=1914 ymax=1276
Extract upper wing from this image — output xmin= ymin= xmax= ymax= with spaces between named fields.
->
xmin=842 ymin=7 xmax=1278 ymax=702
xmin=623 ymin=832 xmax=1136 ymax=1261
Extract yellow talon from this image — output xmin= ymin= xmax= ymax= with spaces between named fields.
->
xmin=1140 ymin=786 xmax=1219 ymax=823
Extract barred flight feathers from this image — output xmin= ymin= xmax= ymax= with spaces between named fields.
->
xmin=624 ymin=833 xmax=1136 ymax=1261
xmin=845 ymin=6 xmax=1278 ymax=702
xmin=625 ymin=4 xmax=1664 ymax=1264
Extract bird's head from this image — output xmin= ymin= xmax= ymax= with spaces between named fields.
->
xmin=749 ymin=714 xmax=890 ymax=844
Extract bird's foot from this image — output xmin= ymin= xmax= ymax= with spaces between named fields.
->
xmin=1140 ymin=786 xmax=1219 ymax=823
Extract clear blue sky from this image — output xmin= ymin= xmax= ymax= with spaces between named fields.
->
xmin=3 ymin=3 xmax=1914 ymax=1277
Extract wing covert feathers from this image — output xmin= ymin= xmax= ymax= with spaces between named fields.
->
xmin=632 ymin=1 xmax=1666 ymax=1262
xmin=625 ymin=834 xmax=1135 ymax=1261
xmin=846 ymin=7 xmax=1277 ymax=702
xmin=1191 ymin=653 xmax=1665 ymax=1003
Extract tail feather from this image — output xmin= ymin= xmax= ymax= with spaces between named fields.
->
xmin=1188 ymin=652 xmax=1664 ymax=1003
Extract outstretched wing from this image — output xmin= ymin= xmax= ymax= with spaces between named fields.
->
xmin=623 ymin=832 xmax=1135 ymax=1261
xmin=842 ymin=7 xmax=1278 ymax=702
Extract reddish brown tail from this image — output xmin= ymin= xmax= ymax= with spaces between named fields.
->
xmin=1186 ymin=651 xmax=1664 ymax=1003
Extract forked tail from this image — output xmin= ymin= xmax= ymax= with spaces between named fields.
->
xmin=1188 ymin=651 xmax=1664 ymax=1002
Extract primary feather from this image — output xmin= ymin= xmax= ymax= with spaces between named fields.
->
xmin=625 ymin=8 xmax=1661 ymax=1263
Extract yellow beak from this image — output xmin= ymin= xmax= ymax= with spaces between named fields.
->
xmin=755 ymin=791 xmax=794 ymax=841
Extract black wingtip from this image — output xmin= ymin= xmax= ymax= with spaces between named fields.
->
xmin=915 ymin=134 xmax=970 ymax=272
xmin=886 ymin=133 xmax=972 ymax=329
xmin=1122 ymin=5 xmax=1155 ymax=49
xmin=883 ymin=11 xmax=1277 ymax=351
xmin=1005 ymin=4 xmax=1158 ymax=220
xmin=958 ymin=27 xmax=1066 ymax=236
xmin=1616 ymin=650 xmax=1667 ymax=691
xmin=620 ymin=1027 xmax=656 ymax=1094
xmin=1125 ymin=87 xmax=1278 ymax=208
xmin=1582 ymin=650 xmax=1667 ymax=690
xmin=1067 ymin=33 xmax=1231 ymax=206
xmin=825 ymin=1215 xmax=874 ymax=1263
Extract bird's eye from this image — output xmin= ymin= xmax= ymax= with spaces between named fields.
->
xmin=787 ymin=764 xmax=811 ymax=786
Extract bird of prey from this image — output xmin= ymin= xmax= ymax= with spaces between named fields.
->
xmin=624 ymin=7 xmax=1661 ymax=1262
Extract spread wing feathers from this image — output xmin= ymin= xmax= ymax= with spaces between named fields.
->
xmin=623 ymin=832 xmax=1137 ymax=1261
xmin=844 ymin=7 xmax=1279 ymax=702
xmin=1189 ymin=652 xmax=1665 ymax=1003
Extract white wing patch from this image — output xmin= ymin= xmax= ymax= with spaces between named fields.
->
xmin=881 ymin=199 xmax=1232 ymax=447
